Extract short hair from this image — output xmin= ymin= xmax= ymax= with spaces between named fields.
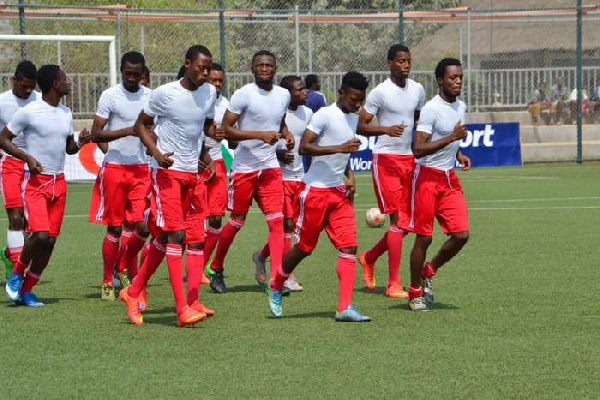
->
xmin=14 ymin=60 xmax=37 ymax=80
xmin=211 ymin=63 xmax=224 ymax=73
xmin=435 ymin=58 xmax=462 ymax=80
xmin=387 ymin=44 xmax=410 ymax=60
xmin=37 ymin=64 xmax=61 ymax=95
xmin=177 ymin=65 xmax=186 ymax=79
xmin=279 ymin=75 xmax=302 ymax=91
xmin=252 ymin=50 xmax=276 ymax=66
xmin=341 ymin=71 xmax=369 ymax=92
xmin=142 ymin=66 xmax=150 ymax=78
xmin=185 ymin=45 xmax=212 ymax=62
xmin=120 ymin=51 xmax=145 ymax=71
xmin=305 ymin=74 xmax=319 ymax=89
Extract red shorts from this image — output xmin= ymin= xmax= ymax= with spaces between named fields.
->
xmin=283 ymin=180 xmax=304 ymax=221
xmin=295 ymin=185 xmax=357 ymax=253
xmin=206 ymin=159 xmax=228 ymax=217
xmin=372 ymin=153 xmax=414 ymax=215
xmin=0 ymin=155 xmax=26 ymax=209
xmin=151 ymin=168 xmax=206 ymax=242
xmin=89 ymin=163 xmax=151 ymax=226
xmin=400 ymin=164 xmax=469 ymax=237
xmin=22 ymin=173 xmax=67 ymax=238
xmin=227 ymin=167 xmax=283 ymax=217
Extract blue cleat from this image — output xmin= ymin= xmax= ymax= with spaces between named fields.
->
xmin=6 ymin=273 xmax=23 ymax=302
xmin=335 ymin=305 xmax=371 ymax=322
xmin=19 ymin=292 xmax=44 ymax=307
xmin=268 ymin=289 xmax=283 ymax=318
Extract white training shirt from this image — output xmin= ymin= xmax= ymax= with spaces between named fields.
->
xmin=416 ymin=95 xmax=467 ymax=171
xmin=0 ymin=89 xmax=40 ymax=151
xmin=363 ymin=78 xmax=425 ymax=155
xmin=205 ymin=94 xmax=229 ymax=161
xmin=303 ymin=104 xmax=358 ymax=188
xmin=144 ymin=80 xmax=216 ymax=173
xmin=8 ymin=100 xmax=73 ymax=175
xmin=228 ymin=83 xmax=290 ymax=172
xmin=96 ymin=83 xmax=151 ymax=165
xmin=277 ymin=105 xmax=312 ymax=181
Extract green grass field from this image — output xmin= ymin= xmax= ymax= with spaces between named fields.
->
xmin=1 ymin=163 xmax=599 ymax=398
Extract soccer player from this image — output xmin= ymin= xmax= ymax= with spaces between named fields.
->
xmin=89 ymin=52 xmax=152 ymax=301
xmin=252 ymin=75 xmax=312 ymax=292
xmin=206 ymin=50 xmax=294 ymax=294
xmin=305 ymin=74 xmax=328 ymax=113
xmin=1 ymin=65 xmax=90 ymax=306
xmin=269 ymin=71 xmax=371 ymax=322
xmin=400 ymin=58 xmax=471 ymax=312
xmin=357 ymin=44 xmax=425 ymax=299
xmin=0 ymin=61 xmax=39 ymax=281
xmin=119 ymin=45 xmax=216 ymax=327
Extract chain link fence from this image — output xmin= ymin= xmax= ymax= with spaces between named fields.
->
xmin=0 ymin=2 xmax=598 ymax=161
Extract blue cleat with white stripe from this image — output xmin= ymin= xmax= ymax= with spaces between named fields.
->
xmin=6 ymin=273 xmax=23 ymax=302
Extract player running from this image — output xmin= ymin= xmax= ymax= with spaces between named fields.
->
xmin=89 ymin=52 xmax=152 ymax=301
xmin=1 ymin=65 xmax=91 ymax=306
xmin=357 ymin=44 xmax=425 ymax=299
xmin=400 ymin=58 xmax=471 ymax=312
xmin=206 ymin=50 xmax=294 ymax=294
xmin=269 ymin=71 xmax=371 ymax=322
xmin=0 ymin=61 xmax=39 ymax=281
xmin=252 ymin=75 xmax=312 ymax=292
xmin=119 ymin=45 xmax=217 ymax=327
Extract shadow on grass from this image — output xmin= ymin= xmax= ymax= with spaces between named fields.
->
xmin=356 ymin=286 xmax=386 ymax=295
xmin=285 ymin=310 xmax=333 ymax=319
xmin=226 ymin=284 xmax=266 ymax=293
xmin=143 ymin=315 xmax=207 ymax=328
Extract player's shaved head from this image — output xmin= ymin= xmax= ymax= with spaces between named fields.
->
xmin=185 ymin=45 xmax=212 ymax=62
xmin=252 ymin=50 xmax=276 ymax=66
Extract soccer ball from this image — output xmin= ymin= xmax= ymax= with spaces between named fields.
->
xmin=365 ymin=207 xmax=385 ymax=228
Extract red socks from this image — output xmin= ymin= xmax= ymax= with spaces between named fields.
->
xmin=387 ymin=225 xmax=404 ymax=286
xmin=408 ymin=286 xmax=423 ymax=300
xmin=336 ymin=253 xmax=356 ymax=312
xmin=421 ymin=261 xmax=437 ymax=279
xmin=211 ymin=218 xmax=244 ymax=271
xmin=119 ymin=230 xmax=146 ymax=278
xmin=203 ymin=226 xmax=221 ymax=267
xmin=365 ymin=232 xmax=388 ymax=264
xmin=101 ymin=232 xmax=120 ymax=284
xmin=129 ymin=239 xmax=165 ymax=298
xmin=165 ymin=244 xmax=186 ymax=314
xmin=271 ymin=265 xmax=290 ymax=291
xmin=266 ymin=215 xmax=284 ymax=282
xmin=283 ymin=233 xmax=292 ymax=257
xmin=115 ymin=229 xmax=132 ymax=274
xmin=20 ymin=270 xmax=41 ymax=294
xmin=12 ymin=258 xmax=28 ymax=275
xmin=185 ymin=248 xmax=204 ymax=305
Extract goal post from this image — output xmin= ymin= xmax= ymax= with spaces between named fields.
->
xmin=0 ymin=34 xmax=117 ymax=87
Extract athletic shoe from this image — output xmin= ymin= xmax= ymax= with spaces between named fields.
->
xmin=358 ymin=252 xmax=376 ymax=290
xmin=178 ymin=305 xmax=205 ymax=327
xmin=201 ymin=272 xmax=210 ymax=285
xmin=284 ymin=275 xmax=303 ymax=292
xmin=117 ymin=270 xmax=132 ymax=288
xmin=101 ymin=283 xmax=115 ymax=301
xmin=268 ymin=289 xmax=283 ymax=318
xmin=138 ymin=286 xmax=148 ymax=312
xmin=18 ymin=291 xmax=44 ymax=307
xmin=1 ymin=247 xmax=12 ymax=281
xmin=264 ymin=285 xmax=291 ymax=297
xmin=209 ymin=269 xmax=226 ymax=294
xmin=119 ymin=287 xmax=143 ymax=326
xmin=409 ymin=296 xmax=430 ymax=312
xmin=421 ymin=277 xmax=434 ymax=303
xmin=190 ymin=300 xmax=215 ymax=317
xmin=335 ymin=305 xmax=371 ymax=322
xmin=252 ymin=250 xmax=267 ymax=286
xmin=385 ymin=283 xmax=408 ymax=299
xmin=5 ymin=273 xmax=24 ymax=302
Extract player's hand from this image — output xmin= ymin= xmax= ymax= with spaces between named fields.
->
xmin=283 ymin=132 xmax=295 ymax=150
xmin=450 ymin=122 xmax=468 ymax=142
xmin=78 ymin=128 xmax=91 ymax=147
xmin=214 ymin=126 xmax=225 ymax=142
xmin=26 ymin=156 xmax=43 ymax=174
xmin=385 ymin=125 xmax=404 ymax=137
xmin=457 ymin=153 xmax=471 ymax=171
xmin=155 ymin=151 xmax=174 ymax=168
xmin=338 ymin=138 xmax=361 ymax=154
xmin=276 ymin=149 xmax=294 ymax=165
xmin=261 ymin=131 xmax=281 ymax=145
xmin=345 ymin=181 xmax=356 ymax=204
xmin=202 ymin=161 xmax=216 ymax=184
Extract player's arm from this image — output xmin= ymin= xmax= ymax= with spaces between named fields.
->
xmin=412 ymin=122 xmax=467 ymax=159
xmin=97 ymin=142 xmax=108 ymax=154
xmin=299 ymin=129 xmax=360 ymax=156
xmin=91 ymin=115 xmax=134 ymax=143
xmin=198 ymin=140 xmax=216 ymax=183
xmin=357 ymin=109 xmax=403 ymax=137
xmin=135 ymin=111 xmax=173 ymax=168
xmin=205 ymin=118 xmax=224 ymax=142
xmin=66 ymin=128 xmax=91 ymax=155
xmin=0 ymin=127 xmax=42 ymax=172
xmin=222 ymin=110 xmax=279 ymax=145
xmin=344 ymin=162 xmax=355 ymax=202
xmin=456 ymin=149 xmax=471 ymax=171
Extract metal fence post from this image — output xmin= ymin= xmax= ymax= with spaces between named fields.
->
xmin=398 ymin=0 xmax=405 ymax=44
xmin=218 ymin=0 xmax=227 ymax=94
xmin=140 ymin=23 xmax=145 ymax=54
xmin=18 ymin=0 xmax=26 ymax=59
xmin=295 ymin=5 xmax=301 ymax=75
xmin=576 ymin=0 xmax=583 ymax=164
xmin=116 ymin=11 xmax=122 ymax=67
xmin=308 ymin=9 xmax=313 ymax=73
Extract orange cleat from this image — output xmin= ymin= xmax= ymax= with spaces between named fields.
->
xmin=358 ymin=252 xmax=376 ymax=290
xmin=138 ymin=286 xmax=148 ymax=313
xmin=119 ymin=286 xmax=143 ymax=326
xmin=385 ymin=283 xmax=408 ymax=299
xmin=201 ymin=273 xmax=210 ymax=285
xmin=178 ymin=305 xmax=206 ymax=327
xmin=190 ymin=300 xmax=215 ymax=317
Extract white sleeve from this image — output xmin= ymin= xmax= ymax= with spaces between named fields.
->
xmin=6 ymin=107 xmax=29 ymax=138
xmin=417 ymin=85 xmax=426 ymax=110
xmin=206 ymin=89 xmax=216 ymax=120
xmin=363 ymin=87 xmax=381 ymax=115
xmin=306 ymin=110 xmax=328 ymax=136
xmin=143 ymin=86 xmax=168 ymax=118
xmin=416 ymin=104 xmax=436 ymax=134
xmin=95 ymin=90 xmax=114 ymax=119
xmin=227 ymin=88 xmax=248 ymax=115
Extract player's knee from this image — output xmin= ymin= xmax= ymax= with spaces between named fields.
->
xmin=7 ymin=213 xmax=25 ymax=231
xmin=452 ymin=231 xmax=469 ymax=246
xmin=134 ymin=222 xmax=150 ymax=237
xmin=187 ymin=242 xmax=204 ymax=250
xmin=107 ymin=225 xmax=122 ymax=237
xmin=208 ymin=215 xmax=223 ymax=229
xmin=415 ymin=235 xmax=433 ymax=249
xmin=230 ymin=213 xmax=247 ymax=222
xmin=284 ymin=219 xmax=295 ymax=233
xmin=32 ymin=231 xmax=50 ymax=246
xmin=167 ymin=230 xmax=185 ymax=245
xmin=47 ymin=237 xmax=57 ymax=247
xmin=339 ymin=246 xmax=357 ymax=255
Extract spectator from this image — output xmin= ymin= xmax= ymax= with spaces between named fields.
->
xmin=567 ymin=87 xmax=589 ymax=124
xmin=527 ymin=82 xmax=550 ymax=125
xmin=589 ymin=85 xmax=600 ymax=123
xmin=305 ymin=74 xmax=328 ymax=112
xmin=549 ymin=76 xmax=568 ymax=124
